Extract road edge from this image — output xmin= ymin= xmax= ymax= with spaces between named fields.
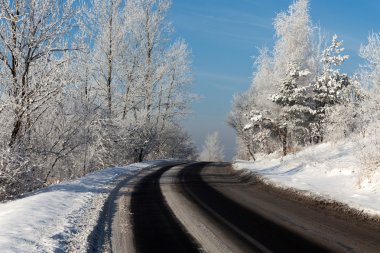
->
xmin=234 ymin=167 xmax=380 ymax=230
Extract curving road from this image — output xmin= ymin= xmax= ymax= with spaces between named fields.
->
xmin=94 ymin=162 xmax=380 ymax=253
xmin=130 ymin=164 xmax=200 ymax=253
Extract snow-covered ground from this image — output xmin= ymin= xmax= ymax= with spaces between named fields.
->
xmin=234 ymin=141 xmax=380 ymax=217
xmin=0 ymin=161 xmax=163 ymax=253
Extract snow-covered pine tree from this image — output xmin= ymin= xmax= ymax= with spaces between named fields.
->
xmin=242 ymin=109 xmax=279 ymax=160
xmin=270 ymin=0 xmax=318 ymax=155
xmin=229 ymin=0 xmax=319 ymax=158
xmin=311 ymin=35 xmax=352 ymax=142
xmin=271 ymin=63 xmax=314 ymax=155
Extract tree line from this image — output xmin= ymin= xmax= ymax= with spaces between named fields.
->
xmin=229 ymin=0 xmax=379 ymax=172
xmin=0 ymin=0 xmax=197 ymax=200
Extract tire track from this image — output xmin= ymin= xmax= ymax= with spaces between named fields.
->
xmin=179 ymin=163 xmax=331 ymax=253
xmin=130 ymin=164 xmax=200 ymax=253
xmin=87 ymin=171 xmax=141 ymax=253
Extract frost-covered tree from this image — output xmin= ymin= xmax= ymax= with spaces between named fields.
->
xmin=229 ymin=0 xmax=343 ymax=159
xmin=358 ymin=32 xmax=380 ymax=128
xmin=242 ymin=110 xmax=279 ymax=160
xmin=75 ymin=0 xmax=195 ymax=164
xmin=352 ymin=32 xmax=380 ymax=178
xmin=76 ymin=0 xmax=131 ymax=167
xmin=272 ymin=0 xmax=316 ymax=82
xmin=229 ymin=0 xmax=316 ymax=158
xmin=270 ymin=0 xmax=319 ymax=152
xmin=0 ymin=0 xmax=83 ymax=199
xmin=147 ymin=123 xmax=197 ymax=160
xmin=0 ymin=0 xmax=80 ymax=147
xmin=358 ymin=33 xmax=380 ymax=134
xmin=250 ymin=47 xmax=277 ymax=109
xmin=269 ymin=0 xmax=317 ymax=155
xmin=312 ymin=35 xmax=357 ymax=142
xmin=123 ymin=0 xmax=172 ymax=122
xmin=198 ymin=132 xmax=224 ymax=162
xmin=228 ymin=92 xmax=257 ymax=160
xmin=228 ymin=48 xmax=279 ymax=160
xmin=84 ymin=0 xmax=125 ymax=118
xmin=271 ymin=63 xmax=313 ymax=155
xmin=359 ymin=32 xmax=380 ymax=110
xmin=0 ymin=0 xmax=196 ymax=200
xmin=119 ymin=0 xmax=194 ymax=162
xmin=314 ymin=35 xmax=350 ymax=104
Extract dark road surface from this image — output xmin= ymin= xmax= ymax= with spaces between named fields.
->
xmin=130 ymin=164 xmax=200 ymax=253
xmin=125 ymin=162 xmax=380 ymax=253
xmin=179 ymin=163 xmax=331 ymax=252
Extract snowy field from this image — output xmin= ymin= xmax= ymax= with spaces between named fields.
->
xmin=0 ymin=161 xmax=163 ymax=253
xmin=234 ymin=141 xmax=380 ymax=217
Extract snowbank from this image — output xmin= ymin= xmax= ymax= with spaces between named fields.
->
xmin=234 ymin=141 xmax=380 ymax=216
xmin=0 ymin=161 xmax=161 ymax=253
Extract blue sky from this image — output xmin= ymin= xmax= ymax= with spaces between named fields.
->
xmin=168 ymin=0 xmax=380 ymax=160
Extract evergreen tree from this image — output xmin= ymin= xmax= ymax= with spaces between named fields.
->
xmin=272 ymin=63 xmax=313 ymax=154
xmin=311 ymin=35 xmax=359 ymax=142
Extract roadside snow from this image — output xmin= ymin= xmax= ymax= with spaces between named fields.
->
xmin=234 ymin=141 xmax=380 ymax=216
xmin=0 ymin=161 xmax=161 ymax=253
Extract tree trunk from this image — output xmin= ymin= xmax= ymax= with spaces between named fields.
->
xmin=9 ymin=117 xmax=22 ymax=147
xmin=282 ymin=127 xmax=288 ymax=156
xmin=247 ymin=144 xmax=256 ymax=161
xmin=278 ymin=126 xmax=288 ymax=156
xmin=106 ymin=0 xmax=114 ymax=118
